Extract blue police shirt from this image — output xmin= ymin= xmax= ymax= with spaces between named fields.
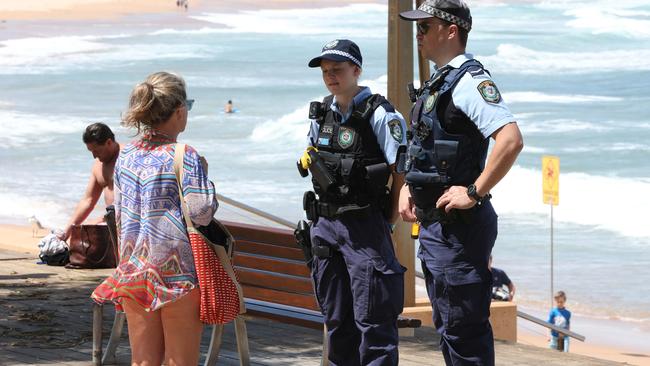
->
xmin=436 ymin=53 xmax=516 ymax=138
xmin=307 ymin=86 xmax=407 ymax=165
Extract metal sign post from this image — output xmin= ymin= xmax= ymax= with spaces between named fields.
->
xmin=550 ymin=203 xmax=554 ymax=307
xmin=542 ymin=156 xmax=559 ymax=308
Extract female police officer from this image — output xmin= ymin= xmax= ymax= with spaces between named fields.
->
xmin=298 ymin=39 xmax=408 ymax=365
xmin=398 ymin=1 xmax=524 ymax=365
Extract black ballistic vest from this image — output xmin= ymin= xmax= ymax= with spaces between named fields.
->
xmin=311 ymin=93 xmax=393 ymax=205
xmin=406 ymin=60 xmax=490 ymax=208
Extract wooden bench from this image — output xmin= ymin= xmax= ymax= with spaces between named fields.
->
xmin=224 ymin=220 xmax=421 ymax=361
xmin=225 ymin=221 xmax=322 ymax=325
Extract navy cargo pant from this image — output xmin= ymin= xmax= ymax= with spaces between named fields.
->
xmin=310 ymin=209 xmax=406 ymax=366
xmin=418 ymin=202 xmax=497 ymax=366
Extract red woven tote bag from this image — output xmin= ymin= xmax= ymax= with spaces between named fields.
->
xmin=173 ymin=143 xmax=245 ymax=324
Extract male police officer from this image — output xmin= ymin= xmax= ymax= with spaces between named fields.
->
xmin=299 ymin=39 xmax=408 ymax=365
xmin=398 ymin=1 xmax=524 ymax=365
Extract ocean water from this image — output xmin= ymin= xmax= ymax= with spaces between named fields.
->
xmin=1 ymin=1 xmax=649 ymax=348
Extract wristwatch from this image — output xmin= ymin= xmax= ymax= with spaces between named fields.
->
xmin=467 ymin=184 xmax=490 ymax=205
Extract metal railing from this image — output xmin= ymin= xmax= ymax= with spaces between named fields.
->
xmin=217 ymin=193 xmax=296 ymax=229
xmin=219 ymin=194 xmax=588 ymax=344
xmin=517 ymin=310 xmax=585 ymax=342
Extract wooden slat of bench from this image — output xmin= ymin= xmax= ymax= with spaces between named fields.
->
xmin=237 ymin=268 xmax=314 ymax=295
xmin=242 ymin=285 xmax=320 ymax=311
xmin=243 ymin=310 xmax=324 ymax=330
xmin=234 ymin=252 xmax=311 ymax=278
xmin=244 ymin=298 xmax=324 ymax=330
xmin=223 ymin=220 xmax=297 ymax=248
xmin=236 ymin=240 xmax=305 ymax=261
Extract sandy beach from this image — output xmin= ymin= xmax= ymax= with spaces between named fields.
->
xmin=0 ymin=0 xmax=384 ymax=21
xmin=517 ymin=327 xmax=650 ymax=366
xmin=0 ymin=0 xmax=186 ymax=20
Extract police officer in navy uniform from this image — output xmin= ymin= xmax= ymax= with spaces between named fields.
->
xmin=398 ymin=1 xmax=524 ymax=365
xmin=299 ymin=39 xmax=408 ymax=365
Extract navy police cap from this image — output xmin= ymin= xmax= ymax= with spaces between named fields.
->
xmin=400 ymin=0 xmax=472 ymax=32
xmin=308 ymin=39 xmax=363 ymax=68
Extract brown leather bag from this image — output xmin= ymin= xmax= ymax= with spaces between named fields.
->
xmin=66 ymin=222 xmax=118 ymax=269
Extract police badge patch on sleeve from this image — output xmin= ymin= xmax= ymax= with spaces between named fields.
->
xmin=477 ymin=80 xmax=502 ymax=103
xmin=388 ymin=119 xmax=404 ymax=142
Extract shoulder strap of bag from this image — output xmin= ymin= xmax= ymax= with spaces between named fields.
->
xmin=173 ymin=143 xmax=196 ymax=230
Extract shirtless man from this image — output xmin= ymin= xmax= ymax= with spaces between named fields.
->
xmin=58 ymin=123 xmax=120 ymax=241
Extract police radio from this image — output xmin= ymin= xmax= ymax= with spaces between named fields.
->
xmin=309 ymin=101 xmax=325 ymax=120
xmin=407 ymin=83 xmax=418 ymax=103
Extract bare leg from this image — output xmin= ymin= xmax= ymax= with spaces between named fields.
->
xmin=122 ymin=299 xmax=164 ymax=366
xmin=162 ymin=289 xmax=203 ymax=366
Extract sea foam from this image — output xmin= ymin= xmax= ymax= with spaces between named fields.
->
xmin=190 ymin=4 xmax=387 ymax=38
xmin=0 ymin=35 xmax=215 ymax=75
xmin=494 ymin=165 xmax=650 ymax=238
xmin=0 ymin=111 xmax=89 ymax=148
xmin=479 ymin=44 xmax=650 ymax=74
xmin=503 ymin=92 xmax=622 ymax=104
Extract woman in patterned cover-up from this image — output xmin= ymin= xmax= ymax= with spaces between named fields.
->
xmin=92 ymin=72 xmax=217 ymax=365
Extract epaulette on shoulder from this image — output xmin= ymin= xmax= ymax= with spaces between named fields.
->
xmin=467 ymin=66 xmax=488 ymax=79
xmin=369 ymin=94 xmax=395 ymax=113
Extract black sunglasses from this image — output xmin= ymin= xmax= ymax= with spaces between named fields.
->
xmin=185 ymin=99 xmax=194 ymax=111
xmin=416 ymin=21 xmax=433 ymax=35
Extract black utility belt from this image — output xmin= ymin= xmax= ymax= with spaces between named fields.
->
xmin=303 ymin=191 xmax=382 ymax=220
xmin=314 ymin=200 xmax=374 ymax=219
xmin=415 ymin=206 xmax=474 ymax=225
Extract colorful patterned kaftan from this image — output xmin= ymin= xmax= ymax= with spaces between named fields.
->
xmin=92 ymin=132 xmax=217 ymax=311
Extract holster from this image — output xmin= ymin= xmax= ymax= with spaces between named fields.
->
xmin=294 ymin=220 xmax=313 ymax=267
xmin=415 ymin=206 xmax=474 ymax=226
xmin=303 ymin=191 xmax=318 ymax=221
xmin=312 ymin=245 xmax=332 ymax=259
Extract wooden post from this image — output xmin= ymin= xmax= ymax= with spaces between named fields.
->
xmin=387 ymin=0 xmax=415 ymax=308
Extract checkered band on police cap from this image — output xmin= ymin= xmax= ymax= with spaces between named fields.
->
xmin=400 ymin=0 xmax=472 ymax=32
xmin=308 ymin=39 xmax=363 ymax=68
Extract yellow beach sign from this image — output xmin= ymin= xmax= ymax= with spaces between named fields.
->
xmin=542 ymin=156 xmax=559 ymax=205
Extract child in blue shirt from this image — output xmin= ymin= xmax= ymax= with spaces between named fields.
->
xmin=548 ymin=290 xmax=571 ymax=352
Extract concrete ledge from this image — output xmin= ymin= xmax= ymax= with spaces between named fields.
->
xmin=489 ymin=301 xmax=517 ymax=342
xmin=402 ymin=300 xmax=517 ymax=342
